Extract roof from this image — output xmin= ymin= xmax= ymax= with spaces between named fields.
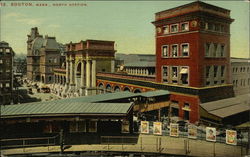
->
xmin=155 ymin=1 xmax=230 ymax=16
xmin=1 ymin=101 xmax=133 ymax=118
xmin=64 ymin=91 xmax=140 ymax=103
xmin=231 ymin=57 xmax=250 ymax=63
xmin=65 ymin=90 xmax=170 ymax=103
xmin=31 ymin=37 xmax=44 ymax=53
xmin=200 ymin=94 xmax=250 ymax=118
xmin=125 ymin=61 xmax=155 ymax=67
xmin=140 ymin=90 xmax=169 ymax=97
xmin=1 ymin=90 xmax=170 ymax=118
xmin=43 ymin=36 xmax=59 ymax=50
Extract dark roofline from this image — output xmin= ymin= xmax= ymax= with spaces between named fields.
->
xmin=1 ymin=113 xmax=129 ymax=119
xmin=155 ymin=1 xmax=230 ymax=16
xmin=231 ymin=57 xmax=250 ymax=60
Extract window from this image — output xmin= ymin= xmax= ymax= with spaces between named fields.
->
xmin=205 ymin=22 xmax=208 ymax=30
xmin=181 ymin=44 xmax=189 ymax=57
xmin=48 ymin=58 xmax=53 ymax=63
xmin=162 ymin=45 xmax=168 ymax=57
xmin=214 ymin=66 xmax=218 ymax=77
xmin=89 ymin=121 xmax=97 ymax=132
xmin=205 ymin=43 xmax=210 ymax=57
xmin=184 ymin=111 xmax=189 ymax=120
xmin=221 ymin=25 xmax=225 ymax=32
xmin=6 ymin=83 xmax=10 ymax=87
xmin=172 ymin=66 xmax=178 ymax=83
xmin=221 ymin=66 xmax=225 ymax=77
xmin=163 ymin=25 xmax=169 ymax=34
xmin=221 ymin=80 xmax=225 ymax=84
xmin=162 ymin=66 xmax=168 ymax=83
xmin=170 ymin=24 xmax=178 ymax=33
xmin=206 ymin=66 xmax=211 ymax=78
xmin=221 ymin=45 xmax=225 ymax=57
xmin=0 ymin=60 xmax=2 ymax=64
xmin=180 ymin=67 xmax=189 ymax=85
xmin=69 ymin=121 xmax=86 ymax=133
xmin=208 ymin=23 xmax=214 ymax=30
xmin=171 ymin=45 xmax=178 ymax=57
xmin=0 ymin=48 xmax=3 ymax=52
xmin=181 ymin=22 xmax=189 ymax=31
xmin=215 ymin=24 xmax=220 ymax=31
xmin=5 ymin=48 xmax=10 ymax=53
xmin=213 ymin=43 xmax=217 ymax=57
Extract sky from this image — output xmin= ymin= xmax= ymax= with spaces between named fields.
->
xmin=0 ymin=0 xmax=249 ymax=58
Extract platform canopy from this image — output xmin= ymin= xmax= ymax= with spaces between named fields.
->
xmin=1 ymin=101 xmax=133 ymax=118
xmin=200 ymin=94 xmax=250 ymax=118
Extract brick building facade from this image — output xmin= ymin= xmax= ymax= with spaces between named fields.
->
xmin=27 ymin=27 xmax=63 ymax=84
xmin=152 ymin=1 xmax=234 ymax=88
xmin=0 ymin=41 xmax=15 ymax=105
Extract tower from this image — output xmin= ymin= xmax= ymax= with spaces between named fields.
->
xmin=27 ymin=27 xmax=42 ymax=82
xmin=152 ymin=1 xmax=234 ymax=88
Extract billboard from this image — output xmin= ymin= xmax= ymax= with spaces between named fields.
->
xmin=141 ymin=121 xmax=149 ymax=134
xmin=121 ymin=120 xmax=130 ymax=133
xmin=153 ymin=122 xmax=162 ymax=135
xmin=206 ymin=127 xmax=216 ymax=142
xmin=170 ymin=123 xmax=179 ymax=137
xmin=188 ymin=125 xmax=197 ymax=139
xmin=226 ymin=130 xmax=237 ymax=145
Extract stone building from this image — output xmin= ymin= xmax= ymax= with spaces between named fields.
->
xmin=26 ymin=27 xmax=62 ymax=84
xmin=53 ymin=40 xmax=116 ymax=97
xmin=231 ymin=57 xmax=250 ymax=95
xmin=0 ymin=41 xmax=15 ymax=105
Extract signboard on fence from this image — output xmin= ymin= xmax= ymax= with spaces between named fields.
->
xmin=188 ymin=125 xmax=197 ymax=139
xmin=226 ymin=130 xmax=237 ymax=145
xmin=141 ymin=121 xmax=149 ymax=134
xmin=170 ymin=123 xmax=179 ymax=137
xmin=153 ymin=122 xmax=162 ymax=135
xmin=206 ymin=127 xmax=216 ymax=142
xmin=121 ymin=120 xmax=130 ymax=133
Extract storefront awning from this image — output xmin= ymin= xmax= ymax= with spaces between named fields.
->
xmin=180 ymin=68 xmax=188 ymax=74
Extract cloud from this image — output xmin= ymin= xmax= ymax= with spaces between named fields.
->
xmin=16 ymin=18 xmax=44 ymax=25
xmin=3 ymin=12 xmax=44 ymax=25
xmin=3 ymin=12 xmax=25 ymax=18
xmin=48 ymin=24 xmax=61 ymax=28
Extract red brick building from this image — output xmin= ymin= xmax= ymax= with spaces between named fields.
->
xmin=152 ymin=1 xmax=234 ymax=88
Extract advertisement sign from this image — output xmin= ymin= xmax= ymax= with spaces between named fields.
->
xmin=206 ymin=127 xmax=216 ymax=142
xmin=121 ymin=120 xmax=130 ymax=133
xmin=226 ymin=130 xmax=237 ymax=145
xmin=141 ymin=121 xmax=149 ymax=134
xmin=153 ymin=122 xmax=162 ymax=135
xmin=170 ymin=123 xmax=179 ymax=137
xmin=188 ymin=125 xmax=197 ymax=139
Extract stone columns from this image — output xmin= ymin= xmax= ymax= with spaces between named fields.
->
xmin=66 ymin=60 xmax=70 ymax=84
xmin=70 ymin=60 xmax=75 ymax=85
xmin=111 ymin=59 xmax=115 ymax=73
xmin=81 ymin=61 xmax=85 ymax=87
xmin=86 ymin=60 xmax=91 ymax=88
xmin=91 ymin=60 xmax=96 ymax=87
